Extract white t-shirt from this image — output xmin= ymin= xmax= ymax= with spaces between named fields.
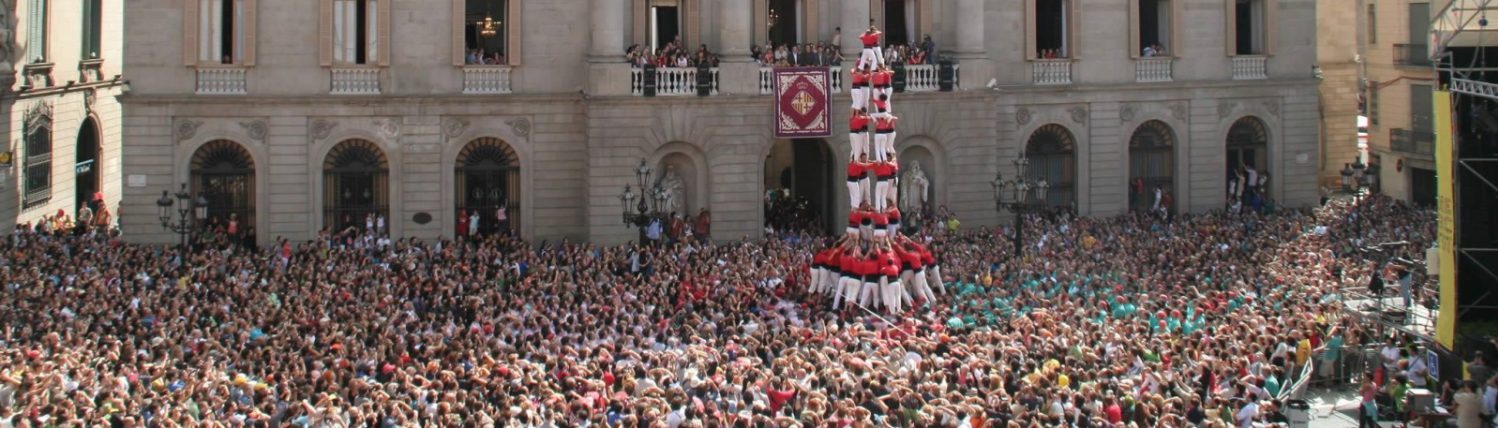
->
xmin=1236 ymin=402 xmax=1259 ymax=428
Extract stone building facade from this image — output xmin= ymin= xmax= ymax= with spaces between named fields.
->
xmin=1 ymin=0 xmax=126 ymax=230
xmin=120 ymin=0 xmax=1322 ymax=246
xmin=1361 ymin=0 xmax=1439 ymax=206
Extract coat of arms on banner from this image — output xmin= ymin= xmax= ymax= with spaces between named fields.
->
xmin=773 ymin=67 xmax=831 ymax=138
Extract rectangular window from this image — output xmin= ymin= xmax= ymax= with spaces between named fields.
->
xmin=1138 ymin=0 xmax=1174 ymax=56
xmin=1411 ymin=84 xmax=1433 ymax=133
xmin=1031 ymin=0 xmax=1072 ymax=59
xmin=333 ymin=0 xmax=377 ymax=64
xmin=1408 ymin=3 xmax=1429 ymax=45
xmin=197 ymin=0 xmax=249 ymax=64
xmin=23 ymin=126 xmax=51 ymax=205
xmin=1369 ymin=86 xmax=1380 ymax=126
xmin=463 ymin=0 xmax=509 ymax=64
xmin=26 ymin=0 xmax=47 ymax=63
xmin=82 ymin=0 xmax=101 ymax=59
xmin=1225 ymin=0 xmax=1275 ymax=55
xmin=1367 ymin=4 xmax=1376 ymax=45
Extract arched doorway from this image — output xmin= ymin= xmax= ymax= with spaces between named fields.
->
xmin=1128 ymin=120 xmax=1175 ymax=212
xmin=1226 ymin=116 xmax=1270 ymax=201
xmin=191 ymin=140 xmax=255 ymax=238
xmin=1025 ymin=124 xmax=1076 ymax=208
xmin=75 ymin=118 xmax=100 ymax=212
xmin=323 ymin=139 xmax=389 ymax=234
xmin=764 ymin=138 xmax=835 ymax=234
xmin=455 ymin=137 xmax=520 ymax=236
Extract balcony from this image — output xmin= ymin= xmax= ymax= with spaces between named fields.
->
xmin=330 ymin=67 xmax=382 ymax=95
xmin=21 ymin=62 xmax=53 ymax=89
xmin=1394 ymin=44 xmax=1432 ymax=67
xmin=630 ymin=67 xmax=719 ymax=96
xmin=1032 ymin=60 xmax=1073 ymax=85
xmin=758 ymin=66 xmax=844 ymax=95
xmin=195 ymin=67 xmax=248 ymax=95
xmin=1134 ymin=57 xmax=1173 ymax=82
xmin=1390 ymin=128 xmax=1435 ymax=157
xmin=77 ymin=59 xmax=104 ymax=83
xmin=1231 ymin=56 xmax=1268 ymax=80
xmin=462 ymin=66 xmax=513 ymax=94
xmin=904 ymin=64 xmax=942 ymax=92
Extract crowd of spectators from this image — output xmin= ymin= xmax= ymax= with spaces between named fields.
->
xmin=628 ymin=39 xmax=721 ymax=69
xmin=0 ymin=194 xmax=1462 ymax=427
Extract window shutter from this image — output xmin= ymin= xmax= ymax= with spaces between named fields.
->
xmin=1265 ymin=0 xmax=1278 ymax=55
xmin=1025 ymin=0 xmax=1036 ymax=60
xmin=183 ymin=0 xmax=199 ymax=65
xmin=319 ymin=0 xmax=333 ymax=66
xmin=451 ymin=0 xmax=464 ymax=66
xmin=1224 ymin=0 xmax=1236 ymax=56
xmin=28 ymin=0 xmax=45 ymax=63
xmin=507 ymin=0 xmax=522 ymax=65
xmin=243 ymin=0 xmax=257 ymax=65
xmin=1068 ymin=0 xmax=1078 ymax=59
xmin=81 ymin=0 xmax=92 ymax=58
xmin=1128 ymin=0 xmax=1140 ymax=58
xmin=377 ymin=0 xmax=392 ymax=66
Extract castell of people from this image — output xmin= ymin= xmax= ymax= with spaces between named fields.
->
xmin=1 ymin=0 xmax=1495 ymax=426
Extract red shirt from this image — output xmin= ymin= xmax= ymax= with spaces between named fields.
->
xmin=859 ymin=32 xmax=880 ymax=48
xmin=870 ymin=212 xmax=889 ymax=226
xmin=880 ymin=263 xmax=900 ymax=278
xmin=850 ymin=114 xmax=870 ymax=132
xmin=840 ymin=254 xmax=859 ymax=273
xmin=849 ymin=211 xmax=867 ymax=227
xmin=872 ymin=99 xmax=889 ymax=113
xmin=847 ymin=162 xmax=868 ymax=179
xmin=902 ymin=251 xmax=923 ymax=269
xmin=887 ymin=207 xmax=901 ymax=222
xmin=875 ymin=117 xmax=895 ymax=132
xmin=813 ymin=251 xmax=828 ymax=267
xmin=872 ymin=70 xmax=892 ymax=86
xmin=858 ymin=258 xmax=879 ymax=277
xmin=851 ymin=71 xmax=869 ymax=85
xmin=921 ymin=250 xmax=936 ymax=265
xmin=872 ymin=162 xmax=895 ymax=178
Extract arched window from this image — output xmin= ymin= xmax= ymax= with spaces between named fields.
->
xmin=23 ymin=103 xmax=52 ymax=207
xmin=191 ymin=140 xmax=255 ymax=236
xmin=1025 ymin=124 xmax=1076 ymax=208
xmin=1129 ymin=120 xmax=1175 ymax=212
xmin=1226 ymin=116 xmax=1270 ymax=200
xmin=323 ymin=139 xmax=389 ymax=234
xmin=455 ymin=137 xmax=520 ymax=236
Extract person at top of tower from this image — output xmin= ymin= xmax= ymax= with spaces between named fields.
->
xmin=859 ymin=26 xmax=884 ymax=69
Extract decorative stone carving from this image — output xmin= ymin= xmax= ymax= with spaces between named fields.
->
xmin=1068 ymin=106 xmax=1088 ymax=124
xmin=1120 ymin=104 xmax=1137 ymax=123
xmin=82 ymin=89 xmax=96 ymax=113
xmin=0 ymin=0 xmax=14 ymax=71
xmin=1015 ymin=108 xmax=1032 ymax=126
xmin=1263 ymin=100 xmax=1280 ymax=117
xmin=1217 ymin=102 xmax=1237 ymax=120
xmin=375 ymin=118 xmax=401 ymax=140
xmin=442 ymin=118 xmax=470 ymax=138
xmin=175 ymin=119 xmax=203 ymax=141
xmin=238 ymin=120 xmax=267 ymax=141
xmin=310 ymin=119 xmax=338 ymax=141
xmin=505 ymin=117 xmax=531 ymax=138
xmin=23 ymin=101 xmax=50 ymax=134
xmin=1170 ymin=102 xmax=1188 ymax=122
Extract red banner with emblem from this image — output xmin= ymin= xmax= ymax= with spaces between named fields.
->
xmin=773 ymin=67 xmax=832 ymax=138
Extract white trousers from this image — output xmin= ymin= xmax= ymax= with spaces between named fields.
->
xmin=836 ymin=276 xmax=859 ymax=309
xmin=875 ymin=179 xmax=892 ymax=210
xmin=926 ymin=265 xmax=945 ymax=294
xmin=859 ymin=177 xmax=873 ymax=207
xmin=810 ymin=267 xmax=825 ymax=294
xmin=847 ymin=180 xmax=863 ymax=208
xmin=911 ymin=269 xmax=935 ymax=302
xmin=873 ymin=227 xmax=888 ymax=238
xmin=849 ymin=132 xmax=869 ymax=161
xmin=871 ymin=133 xmax=889 ymax=162
xmin=859 ymin=47 xmax=884 ymax=69
xmin=859 ymin=278 xmax=880 ymax=308
xmin=823 ymin=270 xmax=840 ymax=295
xmin=881 ymin=276 xmax=903 ymax=314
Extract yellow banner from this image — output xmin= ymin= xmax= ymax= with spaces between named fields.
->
xmin=1435 ymin=90 xmax=1457 ymax=349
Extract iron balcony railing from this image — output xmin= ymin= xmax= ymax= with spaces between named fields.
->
xmin=1394 ymin=44 xmax=1432 ymax=67
xmin=1390 ymin=128 xmax=1435 ymax=156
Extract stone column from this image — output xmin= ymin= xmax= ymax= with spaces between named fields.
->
xmin=720 ymin=0 xmax=753 ymax=61
xmin=841 ymin=0 xmax=869 ymax=59
xmin=588 ymin=0 xmax=630 ymax=95
xmin=590 ymin=0 xmax=626 ymax=60
xmin=955 ymin=0 xmax=984 ymax=56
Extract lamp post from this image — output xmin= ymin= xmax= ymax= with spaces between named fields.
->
xmin=991 ymin=152 xmax=1052 ymax=258
xmin=619 ymin=158 xmax=667 ymax=245
xmin=156 ymin=183 xmax=207 ymax=250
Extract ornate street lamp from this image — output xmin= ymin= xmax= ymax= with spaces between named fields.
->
xmin=991 ymin=152 xmax=1054 ymax=258
xmin=157 ymin=183 xmax=206 ymax=250
xmin=620 ymin=158 xmax=668 ymax=245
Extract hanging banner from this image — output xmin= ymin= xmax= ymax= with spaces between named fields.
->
xmin=1434 ymin=89 xmax=1457 ymax=350
xmin=773 ymin=67 xmax=832 ymax=138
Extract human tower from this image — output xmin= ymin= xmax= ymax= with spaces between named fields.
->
xmin=808 ymin=25 xmax=945 ymax=316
